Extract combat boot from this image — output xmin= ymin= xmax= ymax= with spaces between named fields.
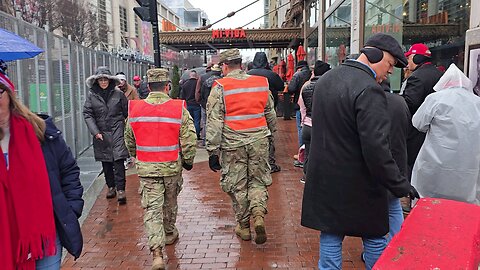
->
xmin=165 ymin=228 xmax=179 ymax=245
xmin=252 ymin=207 xmax=267 ymax=244
xmin=235 ymin=224 xmax=251 ymax=241
xmin=151 ymin=248 xmax=165 ymax=270
xmin=253 ymin=216 xmax=267 ymax=244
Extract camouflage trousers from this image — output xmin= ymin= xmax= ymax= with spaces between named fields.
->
xmin=220 ymin=137 xmax=272 ymax=227
xmin=139 ymin=174 xmax=183 ymax=250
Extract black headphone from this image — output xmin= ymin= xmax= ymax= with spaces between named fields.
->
xmin=413 ymin=54 xmax=431 ymax=65
xmin=360 ymin=47 xmax=383 ymax=64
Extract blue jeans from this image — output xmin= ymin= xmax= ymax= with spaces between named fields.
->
xmin=36 ymin=234 xmax=62 ymax=270
xmin=200 ymin=107 xmax=206 ymax=144
xmin=319 ymin=232 xmax=387 ymax=270
xmin=388 ymin=198 xmax=404 ymax=242
xmin=295 ymin=110 xmax=303 ymax=147
xmin=187 ymin=105 xmax=201 ymax=139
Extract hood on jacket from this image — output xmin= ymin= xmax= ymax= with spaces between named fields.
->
xmin=252 ymin=52 xmax=269 ymax=69
xmin=433 ymin=64 xmax=473 ymax=92
xmin=38 ymin=114 xmax=62 ymax=140
xmin=85 ymin=66 xmax=120 ymax=88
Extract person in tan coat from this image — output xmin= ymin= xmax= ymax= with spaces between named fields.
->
xmin=116 ymin=72 xmax=139 ymax=100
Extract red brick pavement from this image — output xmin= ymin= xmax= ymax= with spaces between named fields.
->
xmin=62 ymin=120 xmax=366 ymax=269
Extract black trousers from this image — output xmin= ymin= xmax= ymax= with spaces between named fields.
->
xmin=283 ymin=92 xmax=292 ymax=120
xmin=301 ymin=125 xmax=312 ymax=175
xmin=102 ymin=159 xmax=126 ymax=191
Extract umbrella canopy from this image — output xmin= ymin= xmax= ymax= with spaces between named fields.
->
xmin=296 ymin=45 xmax=306 ymax=61
xmin=0 ymin=28 xmax=43 ymax=61
xmin=286 ymin=53 xmax=295 ymax=82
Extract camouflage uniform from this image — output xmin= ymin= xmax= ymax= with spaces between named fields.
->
xmin=206 ymin=49 xmax=277 ymax=230
xmin=125 ymin=69 xmax=197 ymax=252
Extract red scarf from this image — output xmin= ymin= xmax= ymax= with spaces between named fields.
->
xmin=0 ymin=114 xmax=56 ymax=269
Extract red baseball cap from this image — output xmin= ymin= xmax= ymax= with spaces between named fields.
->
xmin=133 ymin=75 xmax=141 ymax=81
xmin=405 ymin=44 xmax=431 ymax=57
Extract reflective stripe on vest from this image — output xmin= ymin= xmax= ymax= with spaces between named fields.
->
xmin=216 ymin=75 xmax=269 ymax=131
xmin=128 ymin=99 xmax=184 ymax=162
xmin=129 ymin=117 xmax=182 ymax=124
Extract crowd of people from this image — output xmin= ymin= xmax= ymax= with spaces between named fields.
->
xmin=1 ymin=31 xmax=479 ymax=270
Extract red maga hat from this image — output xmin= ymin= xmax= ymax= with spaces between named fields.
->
xmin=405 ymin=44 xmax=432 ymax=57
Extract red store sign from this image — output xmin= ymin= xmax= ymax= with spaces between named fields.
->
xmin=212 ymin=29 xmax=247 ymax=39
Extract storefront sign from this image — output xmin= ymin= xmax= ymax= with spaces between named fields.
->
xmin=162 ymin=19 xmax=176 ymax=32
xmin=212 ymin=29 xmax=247 ymax=39
xmin=369 ymin=24 xmax=401 ymax=34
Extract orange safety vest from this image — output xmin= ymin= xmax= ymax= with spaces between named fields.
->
xmin=128 ymin=99 xmax=185 ymax=162
xmin=215 ymin=75 xmax=269 ymax=131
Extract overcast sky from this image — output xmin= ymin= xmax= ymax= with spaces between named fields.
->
xmin=188 ymin=0 xmax=267 ymax=61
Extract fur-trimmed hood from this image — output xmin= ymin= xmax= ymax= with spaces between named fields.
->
xmin=85 ymin=66 xmax=120 ymax=88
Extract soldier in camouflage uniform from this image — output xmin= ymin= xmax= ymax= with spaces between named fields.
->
xmin=125 ymin=68 xmax=196 ymax=270
xmin=206 ymin=49 xmax=277 ymax=244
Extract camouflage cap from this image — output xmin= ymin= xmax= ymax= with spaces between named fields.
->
xmin=219 ymin=48 xmax=242 ymax=64
xmin=147 ymin=68 xmax=169 ymax=83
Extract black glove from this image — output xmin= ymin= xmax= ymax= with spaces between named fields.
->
xmin=208 ymin=155 xmax=221 ymax=172
xmin=182 ymin=163 xmax=193 ymax=171
xmin=408 ymin=185 xmax=420 ymax=199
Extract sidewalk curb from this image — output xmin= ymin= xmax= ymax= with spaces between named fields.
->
xmin=78 ymin=172 xmax=105 ymax=226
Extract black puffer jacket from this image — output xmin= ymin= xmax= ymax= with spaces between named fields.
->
xmin=288 ymin=66 xmax=311 ymax=110
xmin=301 ymin=76 xmax=320 ymax=118
xmin=83 ymin=78 xmax=129 ymax=162
xmin=247 ymin=52 xmax=284 ymax=107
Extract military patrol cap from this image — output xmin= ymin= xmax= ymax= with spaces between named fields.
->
xmin=147 ymin=68 xmax=170 ymax=83
xmin=219 ymin=49 xmax=242 ymax=64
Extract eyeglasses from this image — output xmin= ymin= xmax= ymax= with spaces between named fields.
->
xmin=0 ymin=88 xmax=6 ymax=95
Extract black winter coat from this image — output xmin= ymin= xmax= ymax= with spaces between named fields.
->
xmin=83 ymin=84 xmax=129 ymax=162
xmin=385 ymin=93 xmax=410 ymax=179
xmin=248 ymin=52 xmax=284 ymax=107
xmin=39 ymin=115 xmax=84 ymax=259
xmin=288 ymin=66 xmax=311 ymax=110
xmin=301 ymin=60 xmax=411 ymax=237
xmin=402 ymin=63 xmax=442 ymax=171
xmin=301 ymin=76 xmax=320 ymax=118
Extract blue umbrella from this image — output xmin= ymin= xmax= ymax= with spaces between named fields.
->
xmin=0 ymin=27 xmax=43 ymax=61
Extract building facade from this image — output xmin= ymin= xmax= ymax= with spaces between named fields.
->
xmin=316 ymin=0 xmax=478 ymax=91
xmin=161 ymin=0 xmax=209 ymax=30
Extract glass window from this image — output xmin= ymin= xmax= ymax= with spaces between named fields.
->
xmin=310 ymin=0 xmax=319 ymax=27
xmin=307 ymin=30 xmax=319 ymax=64
xmin=119 ymin=6 xmax=128 ymax=33
xmin=135 ymin=17 xmax=140 ymax=38
xmin=324 ymin=0 xmax=351 ymax=67
xmin=364 ymin=0 xmax=471 ymax=91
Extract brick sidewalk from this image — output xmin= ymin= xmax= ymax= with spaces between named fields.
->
xmin=62 ymin=120 xmax=365 ymax=269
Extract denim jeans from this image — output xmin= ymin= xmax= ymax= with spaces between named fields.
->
xmin=187 ymin=105 xmax=201 ymax=139
xmin=200 ymin=107 xmax=206 ymax=144
xmin=319 ymin=232 xmax=387 ymax=270
xmin=388 ymin=198 xmax=404 ymax=242
xmin=295 ymin=110 xmax=303 ymax=147
xmin=36 ymin=234 xmax=62 ymax=270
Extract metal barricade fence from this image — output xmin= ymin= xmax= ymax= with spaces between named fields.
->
xmin=0 ymin=11 xmax=149 ymax=157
